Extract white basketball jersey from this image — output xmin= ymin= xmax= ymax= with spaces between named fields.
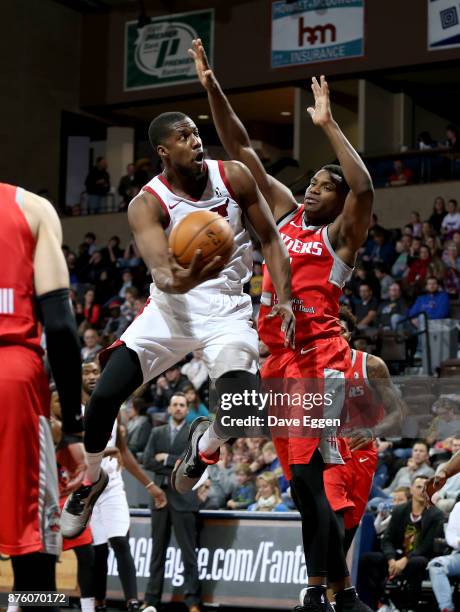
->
xmin=143 ymin=159 xmax=253 ymax=294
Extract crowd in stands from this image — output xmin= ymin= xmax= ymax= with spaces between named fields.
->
xmin=58 ymin=191 xmax=460 ymax=609
xmin=76 ymin=125 xmax=460 ymax=215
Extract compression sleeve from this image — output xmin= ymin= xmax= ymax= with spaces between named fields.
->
xmin=37 ymin=288 xmax=83 ymax=434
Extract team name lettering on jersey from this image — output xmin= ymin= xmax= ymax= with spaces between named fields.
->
xmin=279 ymin=232 xmax=323 ymax=255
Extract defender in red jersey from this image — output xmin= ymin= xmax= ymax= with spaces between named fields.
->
xmin=192 ymin=39 xmax=374 ymax=612
xmin=324 ymin=307 xmax=404 ymax=553
xmin=0 ymin=184 xmax=85 ymax=601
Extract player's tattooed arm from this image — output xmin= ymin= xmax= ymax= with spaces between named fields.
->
xmin=367 ymin=355 xmax=405 ymax=438
xmin=189 ymin=38 xmax=296 ymax=222
xmin=224 ymin=160 xmax=295 ymax=348
xmin=347 ymin=355 xmax=405 ymax=451
xmin=127 ymin=191 xmax=224 ymax=294
xmin=306 ymin=75 xmax=374 ymax=266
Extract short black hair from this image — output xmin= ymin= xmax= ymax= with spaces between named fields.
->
xmin=148 ymin=112 xmax=188 ymax=149
xmin=321 ymin=164 xmax=350 ymax=194
xmin=413 ymin=439 xmax=429 ymax=451
xmin=339 ymin=306 xmax=356 ymax=333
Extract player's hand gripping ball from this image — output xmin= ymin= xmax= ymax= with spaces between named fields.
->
xmin=169 ymin=210 xmax=234 ymax=267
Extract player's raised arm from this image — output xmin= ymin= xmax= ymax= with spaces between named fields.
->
xmin=306 ymin=75 xmax=374 ymax=266
xmin=127 ymin=190 xmax=225 ymax=294
xmin=189 ymin=38 xmax=296 ymax=222
xmin=224 ymin=160 xmax=295 ymax=347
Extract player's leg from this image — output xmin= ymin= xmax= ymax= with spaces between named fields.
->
xmin=109 ymin=536 xmax=140 ymax=608
xmin=62 ymin=293 xmax=197 ymax=538
xmin=61 ymin=344 xmax=143 ymax=537
xmin=10 ymin=553 xmax=59 ymax=612
xmin=90 ymin=482 xmax=141 ymax=610
xmin=93 ymin=543 xmax=109 ymax=609
xmin=73 ymin=544 xmax=96 ymax=612
xmin=291 ymin=451 xmax=349 ymax=610
xmin=172 ymin=295 xmax=260 ymax=492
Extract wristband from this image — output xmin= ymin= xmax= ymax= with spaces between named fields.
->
xmin=145 ymin=481 xmax=155 ymax=490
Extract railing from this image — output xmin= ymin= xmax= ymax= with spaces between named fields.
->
xmin=65 ymin=191 xmax=120 ymax=216
xmin=393 ymin=311 xmax=432 ymax=375
xmin=286 ymin=149 xmax=460 ymax=194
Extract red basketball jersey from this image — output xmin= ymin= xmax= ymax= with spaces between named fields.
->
xmin=344 ymin=349 xmax=385 ymax=448
xmin=258 ymin=206 xmax=352 ymax=351
xmin=0 ymin=183 xmax=42 ymax=355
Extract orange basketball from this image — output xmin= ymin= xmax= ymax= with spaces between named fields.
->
xmin=169 ymin=210 xmax=234 ymax=267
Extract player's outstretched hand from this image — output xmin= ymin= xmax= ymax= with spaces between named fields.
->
xmin=188 ymin=38 xmax=216 ymax=90
xmin=307 ymin=75 xmax=333 ymax=127
xmin=168 ymin=249 xmax=225 ymax=293
xmin=424 ymin=470 xmax=447 ymax=505
xmin=267 ymin=302 xmax=295 ymax=348
xmin=56 ymin=441 xmax=87 ymax=495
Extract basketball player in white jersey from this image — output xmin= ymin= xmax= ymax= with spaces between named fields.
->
xmin=62 ymin=112 xmax=295 ymax=537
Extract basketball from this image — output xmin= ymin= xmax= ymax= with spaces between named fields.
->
xmin=169 ymin=210 xmax=234 ymax=267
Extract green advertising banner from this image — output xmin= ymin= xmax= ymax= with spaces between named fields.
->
xmin=124 ymin=9 xmax=214 ymax=91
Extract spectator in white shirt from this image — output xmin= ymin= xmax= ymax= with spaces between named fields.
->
xmin=181 ymin=350 xmax=208 ymax=392
xmin=441 ymin=199 xmax=460 ymax=237
xmin=81 ymin=328 xmax=102 ymax=362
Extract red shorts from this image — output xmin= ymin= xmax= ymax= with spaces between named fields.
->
xmin=0 ymin=346 xmax=61 ymax=556
xmin=324 ymin=444 xmax=378 ymax=529
xmin=261 ymin=336 xmax=351 ymax=481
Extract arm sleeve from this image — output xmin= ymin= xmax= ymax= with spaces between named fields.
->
xmin=37 ymin=288 xmax=83 ymax=434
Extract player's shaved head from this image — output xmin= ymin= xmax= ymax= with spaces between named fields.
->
xmin=149 ymin=111 xmax=189 ymax=149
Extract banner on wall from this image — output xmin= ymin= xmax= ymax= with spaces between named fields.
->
xmin=106 ymin=513 xmax=304 ymax=609
xmin=271 ymin=0 xmax=364 ymax=68
xmin=124 ymin=9 xmax=213 ymax=91
xmin=428 ymin=0 xmax=460 ymax=50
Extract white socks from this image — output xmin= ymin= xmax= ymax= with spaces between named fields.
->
xmin=80 ymin=597 xmax=95 ymax=612
xmin=86 ymin=451 xmax=104 ymax=483
xmin=198 ymin=424 xmax=228 ymax=456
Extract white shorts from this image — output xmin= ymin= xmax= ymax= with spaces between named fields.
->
xmin=90 ymin=474 xmax=130 ymax=546
xmin=120 ymin=287 xmax=259 ymax=382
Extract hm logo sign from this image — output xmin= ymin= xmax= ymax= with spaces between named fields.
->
xmin=298 ymin=18 xmax=337 ymax=46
